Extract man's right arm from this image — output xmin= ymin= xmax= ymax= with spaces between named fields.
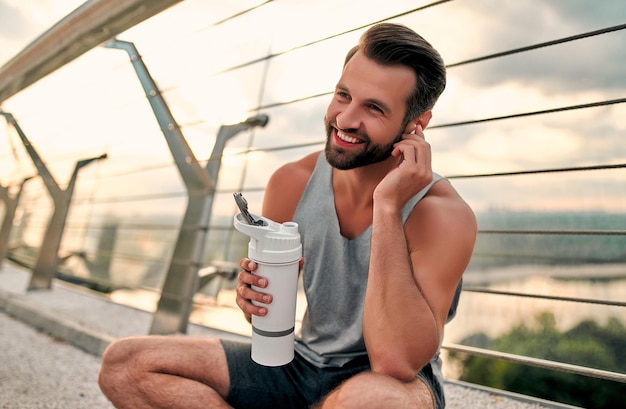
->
xmin=262 ymin=151 xmax=319 ymax=222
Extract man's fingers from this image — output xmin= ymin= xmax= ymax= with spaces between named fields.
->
xmin=239 ymin=258 xmax=257 ymax=271
xmin=238 ymin=270 xmax=267 ymax=288
xmin=238 ymin=283 xmax=272 ymax=304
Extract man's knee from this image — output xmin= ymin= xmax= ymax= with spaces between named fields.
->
xmin=320 ymin=372 xmax=434 ymax=409
xmin=321 ymin=372 xmax=404 ymax=409
xmin=101 ymin=336 xmax=141 ymax=371
xmin=98 ymin=337 xmax=143 ymax=395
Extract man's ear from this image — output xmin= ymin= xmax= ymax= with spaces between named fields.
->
xmin=404 ymin=110 xmax=433 ymax=133
xmin=417 ymin=110 xmax=433 ymax=130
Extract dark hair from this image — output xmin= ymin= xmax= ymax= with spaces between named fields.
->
xmin=345 ymin=23 xmax=446 ymax=125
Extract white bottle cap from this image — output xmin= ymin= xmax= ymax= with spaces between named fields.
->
xmin=234 ymin=213 xmax=302 ymax=263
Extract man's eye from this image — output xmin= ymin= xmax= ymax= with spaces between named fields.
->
xmin=368 ymin=104 xmax=383 ymax=113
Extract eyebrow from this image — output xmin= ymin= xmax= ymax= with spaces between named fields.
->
xmin=336 ymin=83 xmax=393 ymax=115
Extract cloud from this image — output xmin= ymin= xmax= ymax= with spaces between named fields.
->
xmin=466 ymin=125 xmax=582 ymax=164
xmin=0 ymin=1 xmax=32 ymax=40
xmin=0 ymin=0 xmax=85 ymax=66
xmin=551 ymin=0 xmax=626 ymax=27
xmin=449 ymin=0 xmax=626 ymax=93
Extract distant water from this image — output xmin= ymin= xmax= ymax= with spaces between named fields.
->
xmin=448 ymin=264 xmax=626 ymax=338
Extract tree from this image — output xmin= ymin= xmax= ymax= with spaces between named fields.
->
xmin=449 ymin=312 xmax=626 ymax=408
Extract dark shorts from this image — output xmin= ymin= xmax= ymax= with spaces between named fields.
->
xmin=221 ymin=340 xmax=444 ymax=409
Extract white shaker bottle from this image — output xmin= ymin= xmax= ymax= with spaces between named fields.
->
xmin=233 ymin=193 xmax=302 ymax=366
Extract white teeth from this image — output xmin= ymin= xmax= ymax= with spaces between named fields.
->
xmin=338 ymin=131 xmax=360 ymax=144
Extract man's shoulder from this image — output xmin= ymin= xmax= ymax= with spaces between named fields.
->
xmin=286 ymin=151 xmax=321 ymax=174
xmin=263 ymin=151 xmax=322 ymax=221
xmin=411 ymin=179 xmax=477 ymax=238
xmin=271 ymin=151 xmax=320 ymax=187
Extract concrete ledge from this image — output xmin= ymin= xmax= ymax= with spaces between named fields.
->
xmin=0 ymin=289 xmax=115 ymax=356
xmin=0 ymin=261 xmax=248 ymax=355
xmin=445 ymin=380 xmax=582 ymax=409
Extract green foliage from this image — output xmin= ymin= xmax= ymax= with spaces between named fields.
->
xmin=449 ymin=312 xmax=626 ymax=408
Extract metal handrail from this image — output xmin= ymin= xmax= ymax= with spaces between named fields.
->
xmin=462 ymin=287 xmax=626 ymax=308
xmin=443 ymin=343 xmax=626 ymax=384
xmin=479 ymin=229 xmax=626 ymax=235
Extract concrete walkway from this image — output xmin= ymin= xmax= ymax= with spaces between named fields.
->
xmin=0 ymin=262 xmax=577 ymax=408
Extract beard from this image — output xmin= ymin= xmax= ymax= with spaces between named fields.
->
xmin=324 ymin=119 xmax=403 ymax=170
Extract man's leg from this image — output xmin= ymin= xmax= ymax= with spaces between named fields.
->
xmin=316 ymin=372 xmax=435 ymax=409
xmin=98 ymin=336 xmax=232 ymax=409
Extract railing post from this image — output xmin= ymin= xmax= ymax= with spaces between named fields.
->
xmin=0 ymin=176 xmax=32 ymax=268
xmin=0 ymin=110 xmax=107 ymax=290
xmin=104 ymin=39 xmax=269 ymax=334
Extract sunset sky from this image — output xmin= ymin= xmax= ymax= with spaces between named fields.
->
xmin=1 ymin=0 xmax=625 ymax=221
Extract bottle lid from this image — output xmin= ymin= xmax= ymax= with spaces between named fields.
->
xmin=234 ymin=213 xmax=302 ymax=263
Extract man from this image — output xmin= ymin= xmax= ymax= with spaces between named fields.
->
xmin=99 ymin=23 xmax=476 ymax=408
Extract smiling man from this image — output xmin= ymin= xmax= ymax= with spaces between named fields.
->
xmin=98 ymin=23 xmax=477 ymax=409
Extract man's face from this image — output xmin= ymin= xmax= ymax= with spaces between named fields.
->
xmin=324 ymin=51 xmax=415 ymax=170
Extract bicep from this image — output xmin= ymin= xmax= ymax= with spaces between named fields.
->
xmin=408 ymin=200 xmax=476 ymax=328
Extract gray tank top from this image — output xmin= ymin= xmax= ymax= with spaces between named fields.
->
xmin=293 ymin=153 xmax=460 ymax=368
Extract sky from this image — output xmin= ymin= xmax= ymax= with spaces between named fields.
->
xmin=1 ymin=0 xmax=626 ymax=220
xmin=0 ymin=0 xmax=85 ymax=66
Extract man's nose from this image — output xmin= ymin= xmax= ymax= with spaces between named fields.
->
xmin=336 ymin=104 xmax=361 ymax=130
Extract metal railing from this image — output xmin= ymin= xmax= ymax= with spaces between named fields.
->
xmin=0 ymin=1 xmax=625 ymax=408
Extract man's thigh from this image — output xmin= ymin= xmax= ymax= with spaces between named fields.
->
xmin=101 ymin=335 xmax=232 ymax=398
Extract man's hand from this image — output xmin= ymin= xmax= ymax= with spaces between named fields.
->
xmin=235 ymin=258 xmax=272 ymax=323
xmin=373 ymin=124 xmax=433 ymax=211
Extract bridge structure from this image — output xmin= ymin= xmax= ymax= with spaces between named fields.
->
xmin=0 ymin=1 xmax=625 ymax=408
